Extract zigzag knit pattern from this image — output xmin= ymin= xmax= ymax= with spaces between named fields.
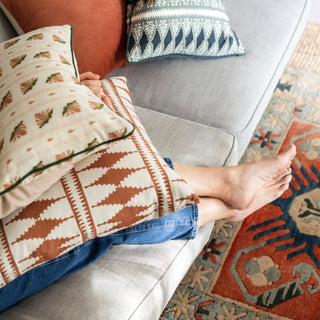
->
xmin=0 ymin=77 xmax=199 ymax=288
xmin=126 ymin=0 xmax=245 ymax=62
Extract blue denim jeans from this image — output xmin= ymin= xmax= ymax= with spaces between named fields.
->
xmin=0 ymin=158 xmax=199 ymax=312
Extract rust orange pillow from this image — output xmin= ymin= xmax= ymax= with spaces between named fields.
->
xmin=0 ymin=0 xmax=128 ymax=77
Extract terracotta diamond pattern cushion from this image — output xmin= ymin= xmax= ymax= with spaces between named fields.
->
xmin=0 ymin=77 xmax=199 ymax=291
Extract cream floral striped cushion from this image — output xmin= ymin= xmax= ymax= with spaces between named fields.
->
xmin=0 ymin=77 xmax=199 ymax=309
xmin=0 ymin=25 xmax=134 ymax=218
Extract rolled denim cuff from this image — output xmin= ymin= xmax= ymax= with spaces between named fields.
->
xmin=163 ymin=157 xmax=198 ymax=239
xmin=163 ymin=157 xmax=174 ymax=170
xmin=190 ymin=204 xmax=199 ymax=239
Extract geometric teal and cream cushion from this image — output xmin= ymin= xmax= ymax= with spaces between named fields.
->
xmin=126 ymin=0 xmax=246 ymax=63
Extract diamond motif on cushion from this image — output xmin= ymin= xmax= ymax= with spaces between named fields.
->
xmin=128 ymin=33 xmax=136 ymax=53
xmin=139 ymin=30 xmax=148 ymax=55
xmin=229 ymin=36 xmax=234 ymax=49
xmin=196 ymin=29 xmax=205 ymax=49
xmin=164 ymin=29 xmax=172 ymax=50
xmin=152 ymin=30 xmax=161 ymax=51
xmin=175 ymin=29 xmax=183 ymax=48
xmin=185 ymin=29 xmax=194 ymax=48
xmin=219 ymin=31 xmax=226 ymax=50
xmin=207 ymin=29 xmax=216 ymax=50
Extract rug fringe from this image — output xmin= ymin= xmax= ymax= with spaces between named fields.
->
xmin=288 ymin=23 xmax=320 ymax=72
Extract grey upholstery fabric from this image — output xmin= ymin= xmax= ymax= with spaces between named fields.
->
xmin=135 ymin=106 xmax=238 ymax=167
xmin=0 ymin=222 xmax=213 ymax=320
xmin=0 ymin=7 xmax=16 ymax=42
xmin=110 ymin=0 xmax=311 ymax=156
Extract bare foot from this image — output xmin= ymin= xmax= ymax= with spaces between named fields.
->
xmin=197 ymin=171 xmax=293 ymax=226
xmin=225 ymin=171 xmax=293 ymax=222
xmin=175 ymin=145 xmax=296 ymax=210
xmin=223 ymin=144 xmax=296 ymax=210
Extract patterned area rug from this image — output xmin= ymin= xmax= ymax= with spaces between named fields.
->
xmin=160 ymin=23 xmax=320 ymax=320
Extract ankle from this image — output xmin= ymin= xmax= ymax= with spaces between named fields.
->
xmin=198 ymin=197 xmax=239 ymax=226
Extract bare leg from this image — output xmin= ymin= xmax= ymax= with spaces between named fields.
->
xmin=174 ymin=145 xmax=296 ymax=211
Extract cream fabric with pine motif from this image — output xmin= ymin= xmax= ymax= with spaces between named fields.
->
xmin=0 ymin=25 xmax=134 ymax=218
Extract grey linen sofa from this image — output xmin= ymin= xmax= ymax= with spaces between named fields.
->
xmin=0 ymin=0 xmax=311 ymax=319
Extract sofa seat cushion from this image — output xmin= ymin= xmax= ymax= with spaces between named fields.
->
xmin=110 ymin=0 xmax=311 ymax=156
xmin=0 ymin=222 xmax=213 ymax=320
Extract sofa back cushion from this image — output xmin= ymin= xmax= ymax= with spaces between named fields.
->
xmin=0 ymin=0 xmax=128 ymax=77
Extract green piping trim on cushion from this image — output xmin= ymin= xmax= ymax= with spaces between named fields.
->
xmin=0 ymin=123 xmax=135 ymax=197
xmin=70 ymin=26 xmax=78 ymax=78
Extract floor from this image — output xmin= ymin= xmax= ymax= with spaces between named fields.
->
xmin=309 ymin=0 xmax=320 ymax=23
